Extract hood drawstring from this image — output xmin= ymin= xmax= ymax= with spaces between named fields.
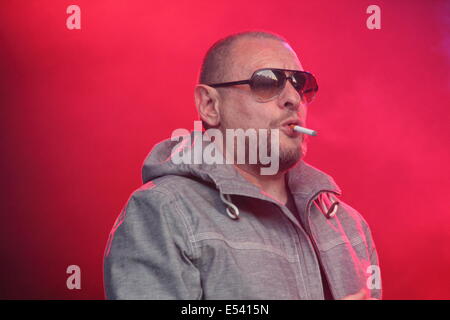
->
xmin=314 ymin=192 xmax=340 ymax=219
xmin=220 ymin=191 xmax=338 ymax=220
xmin=219 ymin=192 xmax=240 ymax=220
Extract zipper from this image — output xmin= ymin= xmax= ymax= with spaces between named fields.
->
xmin=275 ymin=204 xmax=323 ymax=300
xmin=224 ymin=189 xmax=340 ymax=299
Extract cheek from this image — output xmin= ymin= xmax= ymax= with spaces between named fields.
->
xmin=299 ymin=107 xmax=307 ymax=121
xmin=221 ymin=96 xmax=262 ymax=129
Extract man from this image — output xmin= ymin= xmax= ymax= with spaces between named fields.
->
xmin=103 ymin=31 xmax=382 ymax=300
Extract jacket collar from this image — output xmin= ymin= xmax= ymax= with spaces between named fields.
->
xmin=209 ymin=159 xmax=342 ymax=200
xmin=287 ymin=161 xmax=342 ymax=197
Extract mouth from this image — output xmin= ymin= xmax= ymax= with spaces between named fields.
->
xmin=280 ymin=119 xmax=303 ymax=137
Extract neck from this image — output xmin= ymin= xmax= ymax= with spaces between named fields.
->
xmin=234 ymin=163 xmax=289 ymax=205
xmin=207 ymin=131 xmax=290 ymax=204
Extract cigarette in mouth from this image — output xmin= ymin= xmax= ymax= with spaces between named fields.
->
xmin=290 ymin=125 xmax=318 ymax=136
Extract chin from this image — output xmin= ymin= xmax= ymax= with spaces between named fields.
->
xmin=278 ymin=146 xmax=302 ymax=172
xmin=280 ymin=134 xmax=310 ymax=169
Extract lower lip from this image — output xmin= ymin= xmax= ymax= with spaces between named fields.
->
xmin=281 ymin=125 xmax=301 ymax=138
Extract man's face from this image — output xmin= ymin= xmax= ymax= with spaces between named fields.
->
xmin=217 ymin=37 xmax=309 ymax=172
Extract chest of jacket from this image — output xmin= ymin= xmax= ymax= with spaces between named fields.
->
xmin=170 ymin=181 xmax=372 ymax=300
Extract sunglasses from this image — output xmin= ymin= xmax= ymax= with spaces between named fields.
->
xmin=206 ymin=68 xmax=319 ymax=103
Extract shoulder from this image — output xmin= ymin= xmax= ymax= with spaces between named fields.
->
xmin=131 ymin=175 xmax=209 ymax=202
xmin=338 ymin=200 xmax=371 ymax=228
xmin=125 ymin=175 xmax=218 ymax=224
xmin=138 ymin=174 xmax=218 ymax=210
xmin=110 ymin=177 xmax=200 ymax=253
xmin=335 ymin=199 xmax=376 ymax=246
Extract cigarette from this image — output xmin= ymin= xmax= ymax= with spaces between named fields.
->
xmin=290 ymin=125 xmax=318 ymax=136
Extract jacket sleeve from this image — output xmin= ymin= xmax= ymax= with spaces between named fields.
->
xmin=103 ymin=186 xmax=202 ymax=299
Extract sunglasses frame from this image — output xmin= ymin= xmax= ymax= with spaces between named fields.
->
xmin=206 ymin=68 xmax=319 ymax=103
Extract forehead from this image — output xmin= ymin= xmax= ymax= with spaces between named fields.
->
xmin=228 ymin=37 xmax=303 ymax=79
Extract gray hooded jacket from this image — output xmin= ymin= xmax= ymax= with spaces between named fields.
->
xmin=103 ymin=133 xmax=382 ymax=299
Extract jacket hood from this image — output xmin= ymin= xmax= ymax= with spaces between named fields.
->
xmin=142 ymin=131 xmax=342 ymax=198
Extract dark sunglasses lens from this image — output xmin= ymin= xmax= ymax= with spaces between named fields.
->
xmin=293 ymin=72 xmax=318 ymax=103
xmin=250 ymin=69 xmax=284 ymax=101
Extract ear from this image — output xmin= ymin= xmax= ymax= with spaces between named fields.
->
xmin=194 ymin=84 xmax=221 ymax=127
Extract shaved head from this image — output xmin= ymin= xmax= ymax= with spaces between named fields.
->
xmin=199 ymin=31 xmax=288 ymax=85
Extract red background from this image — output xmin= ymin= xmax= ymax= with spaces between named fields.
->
xmin=0 ymin=0 xmax=449 ymax=299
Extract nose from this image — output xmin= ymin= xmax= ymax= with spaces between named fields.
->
xmin=277 ymin=78 xmax=304 ymax=112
